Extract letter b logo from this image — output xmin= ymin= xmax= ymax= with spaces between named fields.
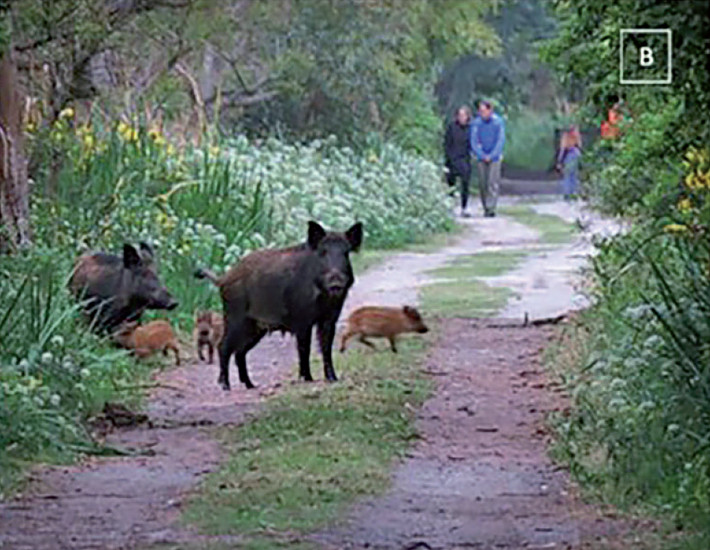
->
xmin=640 ymin=46 xmax=654 ymax=67
xmin=620 ymin=29 xmax=672 ymax=85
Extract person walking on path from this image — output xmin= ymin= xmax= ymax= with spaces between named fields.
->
xmin=470 ymin=100 xmax=505 ymax=217
xmin=444 ymin=106 xmax=473 ymax=217
xmin=557 ymin=126 xmax=582 ymax=200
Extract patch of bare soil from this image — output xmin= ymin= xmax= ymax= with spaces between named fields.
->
xmin=315 ymin=320 xmax=646 ymax=550
xmin=0 ymin=335 xmax=297 ymax=550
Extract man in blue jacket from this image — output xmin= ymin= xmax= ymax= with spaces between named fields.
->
xmin=470 ymin=100 xmax=506 ymax=217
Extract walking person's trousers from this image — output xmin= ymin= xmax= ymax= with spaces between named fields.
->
xmin=446 ymin=158 xmax=472 ymax=210
xmin=477 ymin=160 xmax=501 ymax=214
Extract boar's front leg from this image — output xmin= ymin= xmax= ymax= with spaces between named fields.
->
xmin=296 ymin=326 xmax=314 ymax=382
xmin=317 ymin=319 xmax=338 ymax=382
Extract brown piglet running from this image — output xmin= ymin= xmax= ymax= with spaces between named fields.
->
xmin=113 ymin=320 xmax=180 ymax=365
xmin=340 ymin=305 xmax=429 ymax=353
xmin=193 ymin=310 xmax=224 ymax=364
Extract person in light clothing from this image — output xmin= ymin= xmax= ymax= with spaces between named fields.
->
xmin=470 ymin=100 xmax=506 ymax=218
xmin=556 ymin=126 xmax=582 ymax=200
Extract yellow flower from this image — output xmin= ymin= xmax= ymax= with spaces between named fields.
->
xmin=117 ymin=121 xmax=138 ymax=142
xmin=209 ymin=145 xmax=220 ymax=157
xmin=59 ymin=107 xmax=75 ymax=120
xmin=82 ymin=133 xmax=96 ymax=150
xmin=677 ymin=198 xmax=693 ymax=212
xmin=664 ymin=223 xmax=688 ymax=234
xmin=156 ymin=211 xmax=176 ymax=231
xmin=367 ymin=153 xmax=379 ymax=163
xmin=148 ymin=128 xmax=165 ymax=146
xmin=25 ymin=122 xmax=37 ymax=133
xmin=166 ymin=144 xmax=176 ymax=156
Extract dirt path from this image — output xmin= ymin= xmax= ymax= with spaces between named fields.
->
xmin=0 ymin=198 xmax=626 ymax=550
xmin=315 ymin=320 xmax=633 ymax=550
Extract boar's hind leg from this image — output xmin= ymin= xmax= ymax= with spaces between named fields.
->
xmin=317 ymin=320 xmax=338 ymax=382
xmin=234 ymin=320 xmax=266 ymax=390
xmin=218 ymin=331 xmax=235 ymax=391
xmin=225 ymin=319 xmax=266 ymax=389
xmin=296 ymin=327 xmax=314 ymax=382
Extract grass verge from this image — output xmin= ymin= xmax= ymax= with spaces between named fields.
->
xmin=428 ymin=249 xmax=529 ymax=280
xmin=421 ymin=279 xmax=513 ymax=318
xmin=421 ymin=248 xmax=529 ymax=318
xmin=499 ymin=205 xmax=577 ymax=244
xmin=182 ymin=335 xmax=433 ymax=537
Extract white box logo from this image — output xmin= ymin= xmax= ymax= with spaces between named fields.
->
xmin=619 ymin=29 xmax=672 ymax=85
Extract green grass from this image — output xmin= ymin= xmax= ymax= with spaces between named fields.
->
xmin=405 ymin=222 xmax=464 ymax=253
xmin=140 ymin=537 xmax=319 ymax=550
xmin=182 ymin=335 xmax=433 ymax=536
xmin=499 ymin=205 xmax=577 ymax=244
xmin=350 ymin=249 xmax=391 ymax=276
xmin=421 ymin=279 xmax=513 ymax=318
xmin=428 ymin=249 xmax=529 ymax=280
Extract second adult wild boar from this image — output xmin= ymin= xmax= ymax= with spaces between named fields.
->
xmin=195 ymin=221 xmax=363 ymax=390
xmin=69 ymin=242 xmax=177 ymax=333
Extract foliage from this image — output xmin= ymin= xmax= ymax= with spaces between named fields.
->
xmin=549 ymin=229 xmax=710 ymax=528
xmin=7 ymin=0 xmax=502 ymax=157
xmin=503 ymin=108 xmax=560 ymax=171
xmin=436 ymin=0 xmax=557 ymax=117
xmin=542 ymin=1 xmax=710 ymax=538
xmin=0 ymin=252 xmax=151 ymax=496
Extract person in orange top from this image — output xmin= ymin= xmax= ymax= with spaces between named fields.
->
xmin=601 ymin=100 xmax=622 ymax=139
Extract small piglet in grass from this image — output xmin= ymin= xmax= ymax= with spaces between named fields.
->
xmin=114 ymin=320 xmax=180 ymax=365
xmin=340 ymin=305 xmax=429 ymax=353
xmin=193 ymin=310 xmax=224 ymax=364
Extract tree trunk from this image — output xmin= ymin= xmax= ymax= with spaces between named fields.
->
xmin=0 ymin=48 xmax=31 ymax=252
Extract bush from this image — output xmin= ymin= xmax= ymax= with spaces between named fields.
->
xmin=503 ymin=108 xmax=559 ymax=172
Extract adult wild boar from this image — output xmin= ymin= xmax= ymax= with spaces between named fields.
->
xmin=69 ymin=242 xmax=178 ymax=333
xmin=195 ymin=221 xmax=363 ymax=390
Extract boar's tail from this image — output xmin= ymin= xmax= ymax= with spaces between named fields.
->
xmin=194 ymin=268 xmax=221 ymax=286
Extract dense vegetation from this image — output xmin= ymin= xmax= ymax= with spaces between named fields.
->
xmin=543 ymin=0 xmax=710 ymax=544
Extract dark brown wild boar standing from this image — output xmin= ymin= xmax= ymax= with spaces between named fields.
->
xmin=69 ymin=242 xmax=177 ymax=333
xmin=195 ymin=221 xmax=363 ymax=390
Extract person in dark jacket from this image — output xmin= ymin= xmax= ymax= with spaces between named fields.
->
xmin=444 ymin=106 xmax=473 ymax=217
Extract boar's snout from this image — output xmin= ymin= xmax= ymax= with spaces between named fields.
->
xmin=152 ymin=289 xmax=178 ymax=311
xmin=324 ymin=270 xmax=348 ymax=296
xmin=418 ymin=324 xmax=430 ymax=334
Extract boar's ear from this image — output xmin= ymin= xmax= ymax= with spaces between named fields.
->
xmin=403 ymin=305 xmax=420 ymax=319
xmin=345 ymin=222 xmax=363 ymax=252
xmin=307 ymin=221 xmax=327 ymax=249
xmin=123 ymin=244 xmax=142 ymax=269
xmin=138 ymin=241 xmax=155 ymax=260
